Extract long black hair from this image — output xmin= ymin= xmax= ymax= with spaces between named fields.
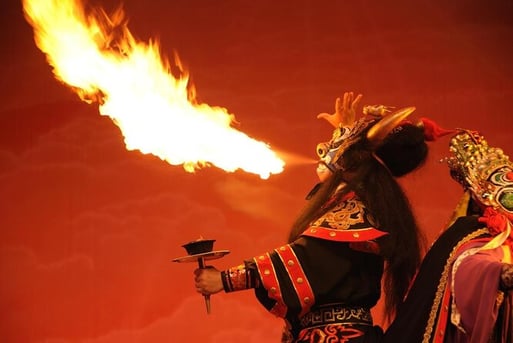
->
xmin=288 ymin=123 xmax=427 ymax=321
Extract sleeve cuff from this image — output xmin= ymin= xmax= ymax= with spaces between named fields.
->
xmin=221 ymin=264 xmax=259 ymax=292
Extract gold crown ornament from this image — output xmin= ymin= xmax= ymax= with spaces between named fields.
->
xmin=446 ymin=129 xmax=513 ymax=217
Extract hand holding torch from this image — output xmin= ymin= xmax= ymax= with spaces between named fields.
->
xmin=172 ymin=238 xmax=229 ymax=314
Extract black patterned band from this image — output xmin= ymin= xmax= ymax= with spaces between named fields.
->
xmin=299 ymin=304 xmax=373 ymax=329
xmin=221 ymin=264 xmax=259 ymax=292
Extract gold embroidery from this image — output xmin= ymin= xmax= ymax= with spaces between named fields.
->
xmin=422 ymin=228 xmax=488 ymax=343
xmin=496 ymin=291 xmax=504 ymax=308
xmin=312 ymin=197 xmax=366 ymax=230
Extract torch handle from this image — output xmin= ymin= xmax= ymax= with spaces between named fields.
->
xmin=198 ymin=257 xmax=211 ymax=314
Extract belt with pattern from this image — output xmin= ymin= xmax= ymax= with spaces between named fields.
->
xmin=299 ymin=304 xmax=373 ymax=329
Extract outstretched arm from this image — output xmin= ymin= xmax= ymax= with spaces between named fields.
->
xmin=194 ymin=263 xmax=260 ymax=295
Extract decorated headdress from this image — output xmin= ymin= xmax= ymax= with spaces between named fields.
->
xmin=316 ymin=92 xmax=453 ymax=177
xmin=316 ymin=104 xmax=416 ymax=172
xmin=446 ymin=129 xmax=513 ymax=220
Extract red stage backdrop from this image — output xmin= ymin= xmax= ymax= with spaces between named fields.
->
xmin=1 ymin=0 xmax=512 ymax=342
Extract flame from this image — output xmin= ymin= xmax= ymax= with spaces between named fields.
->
xmin=22 ymin=0 xmax=285 ymax=179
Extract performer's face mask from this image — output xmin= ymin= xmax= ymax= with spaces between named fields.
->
xmin=316 ymin=118 xmax=373 ymax=174
xmin=315 ymin=105 xmax=417 ymax=180
xmin=447 ymin=130 xmax=513 ymax=217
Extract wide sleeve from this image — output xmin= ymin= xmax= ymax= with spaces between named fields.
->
xmin=241 ymin=236 xmax=382 ymax=321
xmin=220 ymin=192 xmax=384 ymax=321
xmin=451 ymin=246 xmax=504 ymax=341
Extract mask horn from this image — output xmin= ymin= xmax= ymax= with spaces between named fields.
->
xmin=366 ymin=106 xmax=416 ymax=146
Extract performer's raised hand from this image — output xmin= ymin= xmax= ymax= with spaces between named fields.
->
xmin=194 ymin=266 xmax=223 ymax=295
xmin=317 ymin=91 xmax=363 ymax=128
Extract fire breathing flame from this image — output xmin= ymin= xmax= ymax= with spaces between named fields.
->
xmin=22 ymin=0 xmax=285 ymax=179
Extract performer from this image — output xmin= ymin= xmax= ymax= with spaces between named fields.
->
xmin=383 ymin=129 xmax=513 ymax=343
xmin=194 ymin=91 xmax=436 ymax=342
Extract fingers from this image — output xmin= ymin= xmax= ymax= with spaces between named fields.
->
xmin=193 ymin=271 xmax=206 ymax=294
xmin=342 ymin=92 xmax=351 ymax=110
xmin=351 ymin=93 xmax=363 ymax=111
xmin=316 ymin=112 xmax=331 ymax=120
xmin=193 ymin=268 xmax=217 ymax=295
xmin=317 ymin=113 xmax=338 ymax=128
xmin=318 ymin=91 xmax=363 ymax=128
xmin=193 ymin=268 xmax=203 ymax=285
xmin=334 ymin=96 xmax=342 ymax=113
xmin=349 ymin=94 xmax=363 ymax=117
xmin=342 ymin=92 xmax=362 ymax=110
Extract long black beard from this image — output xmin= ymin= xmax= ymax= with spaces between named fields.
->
xmin=288 ymin=172 xmax=350 ymax=242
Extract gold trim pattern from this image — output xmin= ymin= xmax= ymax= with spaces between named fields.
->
xmin=300 ymin=305 xmax=372 ymax=329
xmin=422 ymin=227 xmax=488 ymax=343
xmin=312 ymin=197 xmax=366 ymax=230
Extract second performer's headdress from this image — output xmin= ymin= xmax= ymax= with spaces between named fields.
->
xmin=446 ymin=129 xmax=513 ymax=219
